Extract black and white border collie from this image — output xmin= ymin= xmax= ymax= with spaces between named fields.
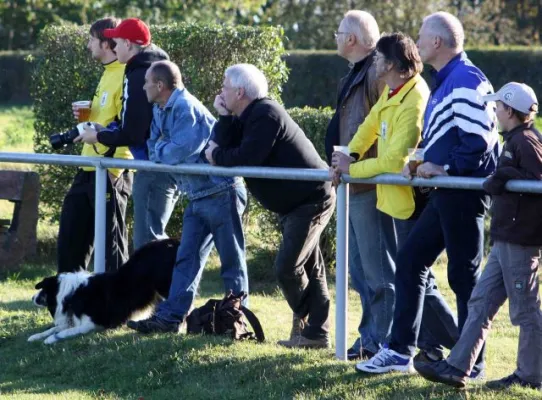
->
xmin=28 ymin=238 xmax=179 ymax=344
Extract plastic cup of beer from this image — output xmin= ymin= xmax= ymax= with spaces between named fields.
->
xmin=73 ymin=101 xmax=91 ymax=122
xmin=408 ymin=148 xmax=424 ymax=174
xmin=333 ymin=145 xmax=350 ymax=156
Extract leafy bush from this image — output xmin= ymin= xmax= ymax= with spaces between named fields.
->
xmin=31 ymin=22 xmax=287 ymax=224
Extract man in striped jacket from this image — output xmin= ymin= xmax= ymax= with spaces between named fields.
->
xmin=358 ymin=11 xmax=500 ymax=375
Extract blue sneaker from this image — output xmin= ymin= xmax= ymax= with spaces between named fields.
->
xmin=355 ymin=347 xmax=414 ymax=374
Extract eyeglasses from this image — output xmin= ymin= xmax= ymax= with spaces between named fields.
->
xmin=334 ymin=31 xmax=350 ymax=39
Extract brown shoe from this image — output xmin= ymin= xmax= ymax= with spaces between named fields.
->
xmin=277 ymin=335 xmax=330 ymax=349
xmin=289 ymin=314 xmax=307 ymax=340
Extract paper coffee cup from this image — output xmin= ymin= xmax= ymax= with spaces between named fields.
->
xmin=333 ymin=145 xmax=350 ymax=155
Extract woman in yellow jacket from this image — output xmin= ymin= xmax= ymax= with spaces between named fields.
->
xmin=332 ymin=32 xmax=459 ymax=370
xmin=332 ymin=32 xmax=428 ymax=239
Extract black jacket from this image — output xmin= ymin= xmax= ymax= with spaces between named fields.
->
xmin=483 ymin=121 xmax=542 ymax=246
xmin=97 ymin=44 xmax=169 ymax=160
xmin=212 ymin=98 xmax=332 ymax=215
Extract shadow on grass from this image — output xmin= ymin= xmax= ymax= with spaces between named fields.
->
xmin=0 ymin=299 xmax=36 ymax=313
xmin=0 ymin=260 xmax=55 ymax=281
xmin=2 ymin=327 xmax=485 ymax=400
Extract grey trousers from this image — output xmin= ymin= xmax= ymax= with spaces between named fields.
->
xmin=275 ymin=192 xmax=335 ymax=340
xmin=447 ymin=241 xmax=542 ymax=384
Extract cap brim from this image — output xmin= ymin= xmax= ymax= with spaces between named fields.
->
xmin=482 ymin=93 xmax=499 ymax=103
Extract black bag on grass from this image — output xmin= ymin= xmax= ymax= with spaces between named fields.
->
xmin=186 ymin=291 xmax=265 ymax=342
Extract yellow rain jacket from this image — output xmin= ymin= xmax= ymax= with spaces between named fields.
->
xmin=348 ymin=74 xmax=429 ymax=219
xmin=80 ymin=60 xmax=132 ymax=177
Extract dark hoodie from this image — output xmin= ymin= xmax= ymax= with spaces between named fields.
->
xmin=97 ymin=44 xmax=169 ymax=160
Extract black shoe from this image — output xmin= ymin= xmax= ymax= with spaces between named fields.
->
xmin=415 ymin=360 xmax=468 ymax=389
xmin=414 ymin=349 xmax=444 ymax=365
xmin=486 ymin=373 xmax=542 ymax=391
xmin=347 ymin=347 xmax=375 ymax=361
xmin=126 ymin=316 xmax=179 ymax=334
xmin=347 ymin=346 xmax=361 ymax=361
xmin=361 ymin=348 xmax=375 ymax=360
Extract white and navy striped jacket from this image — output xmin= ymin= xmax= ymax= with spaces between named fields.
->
xmin=420 ymin=52 xmax=501 ymax=177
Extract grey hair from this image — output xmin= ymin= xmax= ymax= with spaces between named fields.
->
xmin=423 ymin=11 xmax=464 ymax=50
xmin=225 ymin=64 xmax=268 ymax=100
xmin=342 ymin=10 xmax=380 ymax=49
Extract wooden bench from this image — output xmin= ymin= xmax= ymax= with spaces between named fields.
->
xmin=0 ymin=170 xmax=40 ymax=271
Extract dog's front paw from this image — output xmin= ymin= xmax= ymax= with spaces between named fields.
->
xmin=44 ymin=334 xmax=59 ymax=345
xmin=28 ymin=334 xmax=41 ymax=342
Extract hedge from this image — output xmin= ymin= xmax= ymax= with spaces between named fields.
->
xmin=282 ymin=47 xmax=542 ymax=108
xmin=9 ymin=47 xmax=542 ymax=108
xmin=0 ymin=51 xmax=33 ymax=103
xmin=30 ymin=22 xmax=288 ymax=224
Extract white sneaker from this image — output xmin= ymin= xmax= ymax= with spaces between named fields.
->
xmin=355 ymin=347 xmax=415 ymax=374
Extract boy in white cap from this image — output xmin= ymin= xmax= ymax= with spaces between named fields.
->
xmin=414 ymin=82 xmax=542 ymax=391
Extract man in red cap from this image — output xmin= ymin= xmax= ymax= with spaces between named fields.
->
xmin=76 ymin=18 xmax=180 ymax=251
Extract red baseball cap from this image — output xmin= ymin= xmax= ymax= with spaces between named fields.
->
xmin=103 ymin=18 xmax=151 ymax=46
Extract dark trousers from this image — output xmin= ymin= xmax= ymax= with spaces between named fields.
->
xmin=390 ymin=189 xmax=489 ymax=364
xmin=275 ymin=192 xmax=336 ymax=340
xmin=57 ymin=169 xmax=133 ymax=273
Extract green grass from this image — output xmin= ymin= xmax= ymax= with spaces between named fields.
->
xmin=1 ymin=109 xmax=542 ymax=399
xmin=0 ymin=105 xmax=35 ymax=153
xmin=1 ymin=257 xmax=541 ymax=400
xmin=0 ymin=104 xmax=57 ymax=261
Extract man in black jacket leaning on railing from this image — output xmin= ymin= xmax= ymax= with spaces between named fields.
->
xmin=205 ymin=63 xmax=335 ymax=349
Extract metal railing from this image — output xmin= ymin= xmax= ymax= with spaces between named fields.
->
xmin=2 ymin=151 xmax=542 ymax=361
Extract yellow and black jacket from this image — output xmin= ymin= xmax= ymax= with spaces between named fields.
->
xmin=80 ymin=60 xmax=132 ymax=177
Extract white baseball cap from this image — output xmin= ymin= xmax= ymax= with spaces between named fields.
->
xmin=483 ymin=82 xmax=538 ymax=114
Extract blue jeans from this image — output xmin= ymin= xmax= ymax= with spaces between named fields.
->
xmin=155 ymin=184 xmax=248 ymax=323
xmin=390 ymin=189 xmax=489 ymax=361
xmin=348 ymin=190 xmax=396 ymax=354
xmin=349 ymin=191 xmax=458 ymax=357
xmin=132 ymin=170 xmax=180 ymax=250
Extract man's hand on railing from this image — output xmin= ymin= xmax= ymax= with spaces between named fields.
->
xmin=331 ymin=151 xmax=354 ymax=174
xmin=416 ymin=162 xmax=449 ymax=178
xmin=402 ymin=163 xmax=413 ymax=180
xmin=329 ymin=166 xmax=342 ymax=187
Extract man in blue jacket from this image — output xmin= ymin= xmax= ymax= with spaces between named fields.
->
xmin=126 ymin=60 xmax=248 ymax=333
xmin=358 ymin=11 xmax=499 ymax=375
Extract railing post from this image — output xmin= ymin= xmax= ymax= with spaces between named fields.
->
xmin=335 ymin=181 xmax=349 ymax=360
xmin=94 ymin=165 xmax=107 ymax=273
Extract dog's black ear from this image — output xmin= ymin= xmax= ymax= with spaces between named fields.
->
xmin=35 ymin=276 xmax=55 ymax=290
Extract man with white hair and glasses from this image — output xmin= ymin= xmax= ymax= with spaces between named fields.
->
xmin=205 ymin=64 xmax=335 ymax=349
xmin=326 ymin=10 xmax=387 ymax=361
xmin=358 ymin=11 xmax=499 ymax=375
